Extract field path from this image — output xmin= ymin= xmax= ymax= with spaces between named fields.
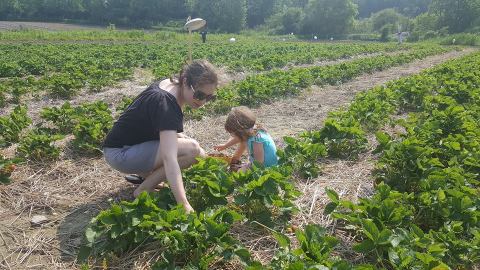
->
xmin=0 ymin=48 xmax=476 ymax=269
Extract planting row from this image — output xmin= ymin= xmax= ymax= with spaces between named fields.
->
xmin=283 ymin=50 xmax=480 ymax=269
xmin=0 ymin=41 xmax=408 ymax=104
xmin=190 ymin=44 xmax=448 ymax=118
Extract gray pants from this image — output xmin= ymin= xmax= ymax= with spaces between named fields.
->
xmin=104 ymin=140 xmax=159 ymax=174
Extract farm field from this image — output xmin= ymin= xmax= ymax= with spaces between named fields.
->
xmin=0 ymin=30 xmax=479 ymax=270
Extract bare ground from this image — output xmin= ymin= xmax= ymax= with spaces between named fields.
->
xmin=0 ymin=48 xmax=476 ymax=269
xmin=0 ymin=21 xmax=109 ymax=31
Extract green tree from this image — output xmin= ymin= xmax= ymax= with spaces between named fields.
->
xmin=0 ymin=0 xmax=18 ymax=19
xmin=196 ymin=0 xmax=246 ymax=33
xmin=301 ymin=0 xmax=358 ymax=37
xmin=265 ymin=6 xmax=304 ymax=34
xmin=413 ymin=12 xmax=438 ymax=32
xmin=371 ymin=8 xmax=410 ymax=32
xmin=430 ymin=0 xmax=480 ymax=33
xmin=247 ymin=0 xmax=275 ymax=28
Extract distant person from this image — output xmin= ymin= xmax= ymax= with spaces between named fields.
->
xmin=397 ymin=32 xmax=409 ymax=44
xmin=214 ymin=106 xmax=278 ymax=172
xmin=397 ymin=32 xmax=403 ymax=44
xmin=103 ymin=60 xmax=219 ymax=213
xmin=200 ymin=30 xmax=207 ymax=43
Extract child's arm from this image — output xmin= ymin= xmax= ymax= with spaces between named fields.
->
xmin=214 ymin=136 xmax=240 ymax=151
xmin=252 ymin=142 xmax=265 ymax=165
xmin=231 ymin=141 xmax=247 ymax=161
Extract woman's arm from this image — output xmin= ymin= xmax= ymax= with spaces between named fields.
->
xmin=252 ymin=142 xmax=265 ymax=165
xmin=159 ymin=130 xmax=193 ymax=212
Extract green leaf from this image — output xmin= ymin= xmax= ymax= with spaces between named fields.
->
xmin=377 ymin=229 xmax=393 ymax=245
xmin=85 ymin=227 xmax=96 ymax=243
xmin=361 ymin=219 xmax=379 ymax=241
xmin=388 ymin=249 xmax=400 ymax=265
xmin=234 ymin=194 xmax=248 ymax=205
xmin=76 ymin=245 xmax=92 ymax=263
xmin=272 ymin=231 xmax=290 ymax=248
xmin=437 ymin=190 xmax=446 ymax=202
xmin=110 ymin=225 xmax=122 ymax=239
xmin=325 ymin=189 xmax=339 ymax=202
xmin=353 ymin=239 xmax=375 ymax=253
xmin=411 ymin=224 xmax=424 ymax=238
xmin=234 ymin=248 xmax=251 ymax=264
xmin=323 ymin=202 xmax=338 ymax=215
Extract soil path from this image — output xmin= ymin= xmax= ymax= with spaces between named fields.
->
xmin=0 ymin=48 xmax=475 ymax=269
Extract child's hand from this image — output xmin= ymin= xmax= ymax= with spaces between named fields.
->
xmin=213 ymin=144 xmax=227 ymax=151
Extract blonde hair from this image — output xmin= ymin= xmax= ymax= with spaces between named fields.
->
xmin=170 ymin=59 xmax=218 ymax=89
xmin=225 ymin=106 xmax=264 ymax=141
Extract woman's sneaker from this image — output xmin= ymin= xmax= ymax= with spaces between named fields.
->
xmin=124 ymin=174 xmax=145 ymax=185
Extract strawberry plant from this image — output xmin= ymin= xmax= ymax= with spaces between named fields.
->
xmin=17 ymin=129 xmax=64 ymax=161
xmin=267 ymin=224 xmax=357 ymax=270
xmin=277 ymin=136 xmax=327 ymax=179
xmin=72 ymin=101 xmax=113 ymax=154
xmin=0 ymin=155 xmax=19 ymax=184
xmin=321 ymin=51 xmax=480 ymax=269
xmin=233 ymin=165 xmax=300 ymax=227
xmin=45 ymin=73 xmax=85 ymax=99
xmin=0 ymin=105 xmax=31 ymax=147
xmin=78 ymin=192 xmax=252 ymax=269
xmin=316 ymin=116 xmax=368 ymax=159
xmin=115 ymin=95 xmax=134 ymax=115
xmin=40 ymin=102 xmax=77 ymax=134
xmin=183 ymin=157 xmax=234 ymax=212
xmin=0 ymin=85 xmax=6 ymax=108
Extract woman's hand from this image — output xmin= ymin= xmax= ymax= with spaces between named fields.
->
xmin=213 ymin=144 xmax=227 ymax=151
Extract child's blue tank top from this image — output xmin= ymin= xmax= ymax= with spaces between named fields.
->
xmin=247 ymin=130 xmax=278 ymax=167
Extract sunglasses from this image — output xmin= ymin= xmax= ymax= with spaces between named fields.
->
xmin=190 ymin=85 xmax=216 ymax=102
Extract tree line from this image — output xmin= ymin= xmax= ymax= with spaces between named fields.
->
xmin=0 ymin=0 xmax=478 ymax=36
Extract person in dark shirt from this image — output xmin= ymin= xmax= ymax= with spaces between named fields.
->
xmin=103 ymin=60 xmax=218 ymax=213
xmin=200 ymin=31 xmax=207 ymax=43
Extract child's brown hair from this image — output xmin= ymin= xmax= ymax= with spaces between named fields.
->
xmin=225 ymin=106 xmax=264 ymax=141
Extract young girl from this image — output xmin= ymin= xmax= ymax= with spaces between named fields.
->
xmin=214 ymin=106 xmax=278 ymax=171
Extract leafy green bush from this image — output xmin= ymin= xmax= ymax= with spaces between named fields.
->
xmin=0 ymin=105 xmax=31 ymax=147
xmin=78 ymin=192 xmax=252 ymax=269
xmin=0 ymin=156 xmax=19 ymax=184
xmin=277 ymin=136 xmax=327 ymax=179
xmin=233 ymin=165 xmax=300 ymax=227
xmin=17 ymin=129 xmax=64 ymax=161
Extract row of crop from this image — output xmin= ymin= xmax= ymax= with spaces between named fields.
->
xmin=283 ymin=51 xmax=480 ymax=269
xmin=77 ymin=50 xmax=480 ymax=269
xmin=77 ymin=156 xmax=374 ymax=269
xmin=0 ymin=101 xmax=114 ymax=184
xmin=190 ymin=44 xmax=448 ymax=118
xmin=0 ymin=42 xmax=410 ymax=104
xmin=0 ymin=45 xmax=448 ymax=184
xmin=0 ymin=42 xmax=408 ymax=78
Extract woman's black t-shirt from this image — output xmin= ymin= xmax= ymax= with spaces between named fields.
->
xmin=103 ymin=82 xmax=183 ymax=148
